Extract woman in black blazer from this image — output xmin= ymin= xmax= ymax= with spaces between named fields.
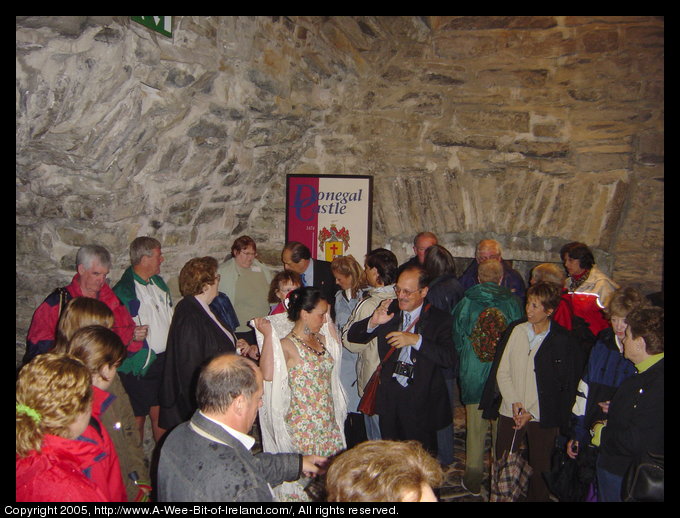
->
xmin=159 ymin=257 xmax=239 ymax=431
xmin=479 ymin=282 xmax=582 ymax=501
xmin=595 ymin=306 xmax=664 ymax=501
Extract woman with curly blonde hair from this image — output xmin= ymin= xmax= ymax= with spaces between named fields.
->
xmin=16 ymin=353 xmax=109 ymax=501
xmin=63 ymin=326 xmax=128 ymax=501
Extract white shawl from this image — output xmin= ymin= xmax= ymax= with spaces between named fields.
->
xmin=251 ymin=313 xmax=347 ymax=500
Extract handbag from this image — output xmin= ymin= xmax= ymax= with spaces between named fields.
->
xmin=357 ymin=306 xmax=426 ymax=416
xmin=621 ymin=451 xmax=664 ymax=502
xmin=542 ymin=436 xmax=595 ymax=502
xmin=357 ymin=346 xmax=396 ymax=416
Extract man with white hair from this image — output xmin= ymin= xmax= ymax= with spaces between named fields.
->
xmin=24 ymin=244 xmax=146 ymax=365
xmin=114 ymin=236 xmax=174 ymax=443
xmin=458 ymin=239 xmax=526 ymax=299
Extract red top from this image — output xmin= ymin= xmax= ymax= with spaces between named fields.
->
xmin=16 ymin=434 xmax=109 ymax=502
xmin=553 ymin=291 xmax=610 ymax=337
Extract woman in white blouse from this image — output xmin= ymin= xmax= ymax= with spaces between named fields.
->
xmin=481 ymin=282 xmax=581 ymax=501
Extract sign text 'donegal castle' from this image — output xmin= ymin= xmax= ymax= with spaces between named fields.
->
xmin=292 ymin=184 xmax=364 ymax=221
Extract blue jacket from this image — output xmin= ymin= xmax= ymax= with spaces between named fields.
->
xmin=569 ymin=328 xmax=637 ymax=445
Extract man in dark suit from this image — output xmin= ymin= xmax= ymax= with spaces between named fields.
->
xmin=346 ymin=265 xmax=456 ymax=455
xmin=281 ymin=241 xmax=338 ymax=303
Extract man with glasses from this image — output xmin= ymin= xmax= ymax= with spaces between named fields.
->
xmin=346 ymin=265 xmax=456 ymax=455
xmin=458 ymin=239 xmax=526 ymax=299
xmin=24 ymin=244 xmax=146 ymax=365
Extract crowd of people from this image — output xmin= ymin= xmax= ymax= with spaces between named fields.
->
xmin=17 ymin=234 xmax=663 ymax=503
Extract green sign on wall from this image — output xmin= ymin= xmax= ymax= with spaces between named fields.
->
xmin=131 ymin=16 xmax=173 ymax=38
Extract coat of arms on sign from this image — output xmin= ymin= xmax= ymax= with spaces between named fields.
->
xmin=319 ymin=224 xmax=350 ymax=262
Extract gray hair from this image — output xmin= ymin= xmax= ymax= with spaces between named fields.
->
xmin=130 ymin=237 xmax=161 ymax=266
xmin=476 ymin=239 xmax=502 ymax=259
xmin=76 ymin=245 xmax=111 ymax=270
xmin=478 ymin=259 xmax=503 ymax=284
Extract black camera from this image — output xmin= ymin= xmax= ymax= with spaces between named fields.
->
xmin=393 ymin=360 xmax=415 ymax=380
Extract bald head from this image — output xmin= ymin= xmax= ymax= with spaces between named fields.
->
xmin=476 ymin=239 xmax=502 ymax=263
xmin=196 ymin=354 xmax=261 ymax=414
xmin=413 ymin=232 xmax=438 ymax=265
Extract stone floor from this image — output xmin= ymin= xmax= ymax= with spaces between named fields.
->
xmin=438 ymin=403 xmax=491 ymax=502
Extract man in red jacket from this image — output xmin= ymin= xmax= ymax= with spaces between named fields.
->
xmin=24 ymin=245 xmax=147 ymax=365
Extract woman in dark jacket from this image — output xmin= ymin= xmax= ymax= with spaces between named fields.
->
xmin=594 ymin=306 xmax=664 ymax=501
xmin=423 ymin=244 xmax=465 ymax=466
xmin=158 ymin=257 xmax=238 ymax=431
xmin=423 ymin=244 xmax=465 ymax=315
xmin=479 ymin=282 xmax=582 ymax=501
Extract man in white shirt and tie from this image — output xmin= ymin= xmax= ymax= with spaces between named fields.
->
xmin=347 ymin=266 xmax=456 ymax=455
xmin=281 ymin=241 xmax=338 ymax=303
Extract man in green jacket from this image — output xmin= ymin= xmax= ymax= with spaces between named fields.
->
xmin=452 ymin=260 xmax=524 ymax=496
xmin=113 ymin=236 xmax=173 ymax=443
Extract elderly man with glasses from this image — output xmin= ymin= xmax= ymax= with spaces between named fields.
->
xmin=458 ymin=239 xmax=526 ymax=300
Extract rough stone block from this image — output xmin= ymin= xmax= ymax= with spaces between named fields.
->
xmin=581 ymin=29 xmax=619 ymax=53
xmin=456 ymin=110 xmax=531 ymax=132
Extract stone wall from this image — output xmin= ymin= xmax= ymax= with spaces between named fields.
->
xmin=16 ymin=16 xmax=664 ymax=363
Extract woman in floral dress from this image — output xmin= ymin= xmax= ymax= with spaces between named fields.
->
xmin=253 ymin=287 xmax=347 ymax=501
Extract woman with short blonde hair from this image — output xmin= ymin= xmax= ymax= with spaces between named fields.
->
xmin=66 ymin=325 xmax=126 ymax=386
xmin=326 ymin=440 xmax=444 ymax=502
xmin=53 ymin=297 xmax=115 ymax=352
xmin=52 ymin=298 xmax=148 ymax=501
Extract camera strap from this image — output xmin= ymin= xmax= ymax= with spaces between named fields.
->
xmin=379 ymin=303 xmax=430 ymax=365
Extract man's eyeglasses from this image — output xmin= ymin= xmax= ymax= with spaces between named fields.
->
xmin=393 ymin=286 xmax=421 ymax=297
